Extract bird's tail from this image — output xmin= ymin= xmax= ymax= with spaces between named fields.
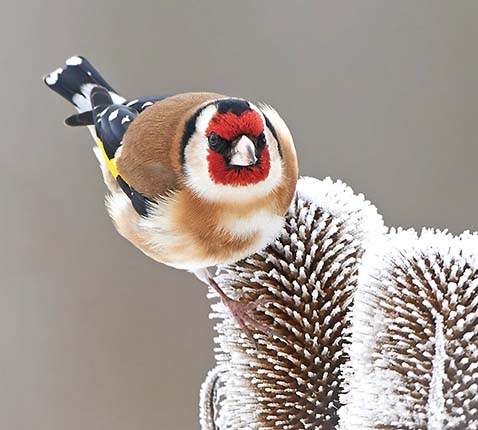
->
xmin=43 ymin=55 xmax=125 ymax=113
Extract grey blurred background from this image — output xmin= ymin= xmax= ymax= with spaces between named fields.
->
xmin=1 ymin=1 xmax=477 ymax=429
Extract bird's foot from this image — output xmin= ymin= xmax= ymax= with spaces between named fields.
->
xmin=222 ymin=295 xmax=276 ymax=340
xmin=207 ymin=277 xmax=275 ymax=340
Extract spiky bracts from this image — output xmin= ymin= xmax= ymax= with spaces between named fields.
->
xmin=339 ymin=229 xmax=478 ymax=430
xmin=200 ymin=177 xmax=384 ymax=430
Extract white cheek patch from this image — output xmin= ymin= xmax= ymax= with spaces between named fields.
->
xmin=195 ymin=103 xmax=218 ymax=134
xmin=183 ymin=103 xmax=284 ymax=204
xmin=259 ymin=103 xmax=295 ymax=157
xmin=183 ymin=105 xmax=216 ymax=198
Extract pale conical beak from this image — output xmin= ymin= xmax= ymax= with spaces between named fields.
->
xmin=229 ymin=135 xmax=257 ymax=167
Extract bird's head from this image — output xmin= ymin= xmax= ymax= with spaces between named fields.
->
xmin=182 ymin=98 xmax=285 ymax=202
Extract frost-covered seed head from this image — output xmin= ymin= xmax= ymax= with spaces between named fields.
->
xmin=200 ymin=177 xmax=384 ymax=430
xmin=340 ymin=229 xmax=478 ymax=430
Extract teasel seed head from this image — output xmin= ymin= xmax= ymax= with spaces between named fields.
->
xmin=200 ymin=177 xmax=384 ymax=430
xmin=339 ymin=229 xmax=478 ymax=429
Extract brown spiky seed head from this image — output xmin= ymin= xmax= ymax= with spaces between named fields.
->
xmin=340 ymin=229 xmax=478 ymax=430
xmin=201 ymin=177 xmax=384 ymax=430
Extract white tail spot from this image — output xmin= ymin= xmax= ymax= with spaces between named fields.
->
xmin=45 ymin=68 xmax=63 ymax=85
xmin=66 ymin=56 xmax=83 ymax=66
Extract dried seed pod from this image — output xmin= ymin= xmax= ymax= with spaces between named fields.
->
xmin=200 ymin=177 xmax=384 ymax=430
xmin=339 ymin=229 xmax=478 ymax=430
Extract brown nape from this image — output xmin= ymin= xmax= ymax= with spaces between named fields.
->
xmin=116 ymin=92 xmax=225 ymax=199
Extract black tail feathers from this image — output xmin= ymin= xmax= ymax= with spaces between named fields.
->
xmin=64 ymin=85 xmax=115 ymax=127
xmin=43 ymin=56 xmax=123 ymax=112
xmin=64 ymin=110 xmax=94 ymax=127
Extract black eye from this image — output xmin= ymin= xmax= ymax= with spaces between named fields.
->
xmin=208 ymin=132 xmax=219 ymax=147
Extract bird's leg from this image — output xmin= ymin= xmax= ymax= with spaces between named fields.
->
xmin=194 ymin=268 xmax=275 ymax=340
xmin=206 ymin=277 xmax=276 ymax=340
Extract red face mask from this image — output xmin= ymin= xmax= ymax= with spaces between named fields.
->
xmin=206 ymin=110 xmax=271 ymax=186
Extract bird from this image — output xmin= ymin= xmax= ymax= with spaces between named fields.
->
xmin=43 ymin=55 xmax=298 ymax=337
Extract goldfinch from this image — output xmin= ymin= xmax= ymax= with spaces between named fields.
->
xmin=44 ymin=56 xmax=298 ymax=336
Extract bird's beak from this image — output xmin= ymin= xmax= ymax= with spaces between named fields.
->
xmin=229 ymin=135 xmax=257 ymax=167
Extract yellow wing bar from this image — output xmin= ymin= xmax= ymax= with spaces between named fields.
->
xmin=96 ymin=137 xmax=119 ymax=179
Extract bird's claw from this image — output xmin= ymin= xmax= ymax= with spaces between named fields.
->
xmin=222 ymin=295 xmax=277 ymax=341
xmin=207 ymin=277 xmax=279 ymax=342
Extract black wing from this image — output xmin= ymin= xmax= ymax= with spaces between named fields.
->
xmin=123 ymin=95 xmax=171 ymax=112
xmin=90 ymin=86 xmax=153 ymax=216
xmin=64 ymin=95 xmax=170 ymax=127
xmin=90 ymin=86 xmax=138 ymax=159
